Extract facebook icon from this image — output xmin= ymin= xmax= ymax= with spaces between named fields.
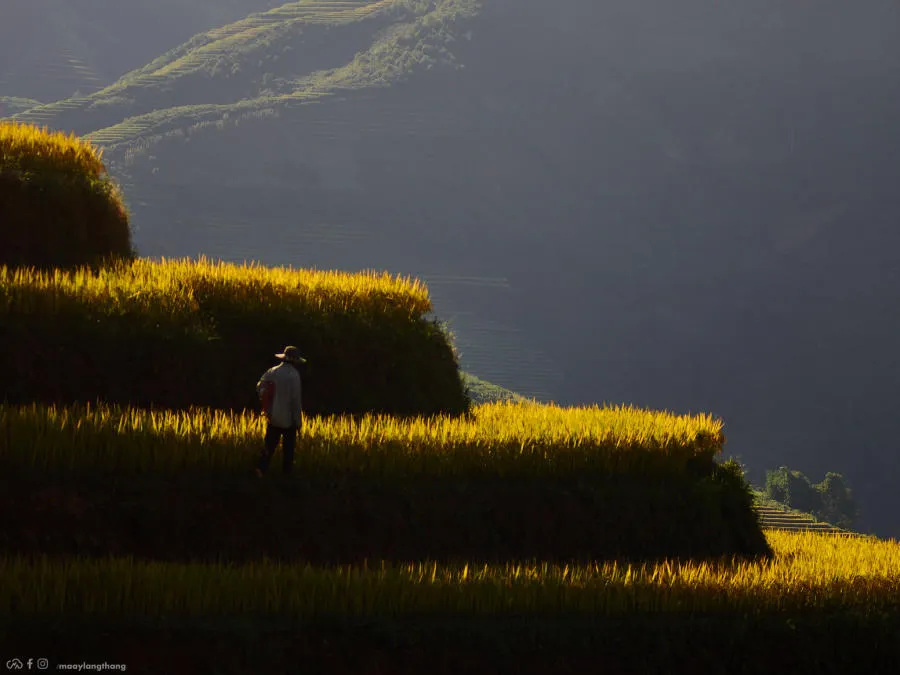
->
xmin=27 ymin=659 xmax=33 ymax=670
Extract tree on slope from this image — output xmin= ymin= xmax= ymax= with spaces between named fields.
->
xmin=765 ymin=466 xmax=858 ymax=529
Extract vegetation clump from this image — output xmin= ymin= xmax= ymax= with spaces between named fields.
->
xmin=0 ymin=257 xmax=469 ymax=416
xmin=0 ymin=400 xmax=724 ymax=476
xmin=0 ymin=121 xmax=134 ymax=270
xmin=765 ymin=466 xmax=859 ymax=529
xmin=0 ymin=400 xmax=772 ymax=563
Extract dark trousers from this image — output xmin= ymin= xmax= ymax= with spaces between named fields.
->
xmin=258 ymin=424 xmax=297 ymax=474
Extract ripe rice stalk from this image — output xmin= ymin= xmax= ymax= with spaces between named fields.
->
xmin=0 ymin=400 xmax=723 ymax=476
xmin=1 ymin=121 xmax=106 ymax=179
xmin=0 ymin=256 xmax=432 ymax=322
xmin=1 ymin=532 xmax=898 ymax=618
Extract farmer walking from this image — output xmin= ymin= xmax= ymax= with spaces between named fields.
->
xmin=256 ymin=345 xmax=306 ymax=477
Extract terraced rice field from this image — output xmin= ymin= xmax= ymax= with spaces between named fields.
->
xmin=4 ymin=531 xmax=900 ymax=617
xmin=120 ymin=1 xmax=394 ymax=86
xmin=754 ymin=504 xmax=860 ymax=535
xmin=86 ymin=120 xmax=161 ymax=145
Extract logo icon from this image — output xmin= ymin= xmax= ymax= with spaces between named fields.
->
xmin=6 ymin=659 xmax=24 ymax=671
xmin=36 ymin=661 xmax=48 ymax=671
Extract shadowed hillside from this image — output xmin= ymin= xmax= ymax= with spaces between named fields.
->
xmin=2 ymin=0 xmax=899 ymax=539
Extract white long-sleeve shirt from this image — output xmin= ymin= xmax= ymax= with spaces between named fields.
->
xmin=256 ymin=362 xmax=303 ymax=428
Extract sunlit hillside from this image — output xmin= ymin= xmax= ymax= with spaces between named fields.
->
xmin=3 ymin=0 xmax=899 ymax=541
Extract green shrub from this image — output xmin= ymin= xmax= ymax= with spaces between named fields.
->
xmin=812 ymin=472 xmax=858 ymax=529
xmin=766 ymin=466 xmax=858 ymax=529
xmin=765 ymin=466 xmax=822 ymax=515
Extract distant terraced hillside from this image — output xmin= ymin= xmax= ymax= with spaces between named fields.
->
xmin=6 ymin=0 xmax=479 ymax=155
xmin=0 ymin=1 xmax=284 ymax=104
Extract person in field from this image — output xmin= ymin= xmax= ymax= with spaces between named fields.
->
xmin=255 ymin=345 xmax=306 ymax=477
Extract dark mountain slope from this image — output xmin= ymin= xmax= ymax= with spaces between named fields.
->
xmin=2 ymin=0 xmax=899 ymax=538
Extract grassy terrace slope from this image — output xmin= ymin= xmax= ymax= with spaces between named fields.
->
xmin=7 ymin=0 xmax=479 ymax=154
xmin=5 ymin=532 xmax=899 ymax=616
xmin=0 ymin=400 xmax=724 ymax=476
xmin=0 ymin=400 xmax=768 ymax=563
xmin=0 ymin=257 xmax=468 ymax=415
xmin=3 ymin=532 xmax=900 ymax=674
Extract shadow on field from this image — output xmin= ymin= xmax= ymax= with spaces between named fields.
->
xmin=2 ymin=470 xmax=770 ymax=564
xmin=5 ymin=612 xmax=900 ymax=675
